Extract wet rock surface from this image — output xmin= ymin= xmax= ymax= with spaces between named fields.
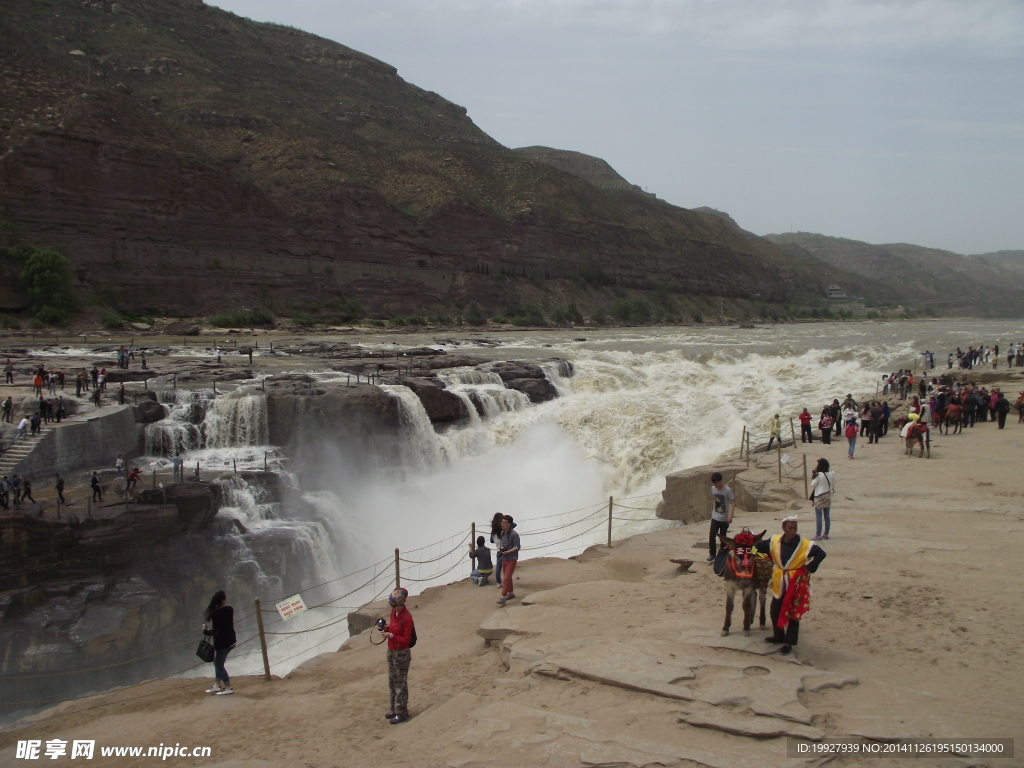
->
xmin=392 ymin=377 xmax=468 ymax=423
xmin=132 ymin=399 xmax=166 ymax=424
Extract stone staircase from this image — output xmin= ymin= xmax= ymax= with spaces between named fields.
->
xmin=0 ymin=427 xmax=53 ymax=475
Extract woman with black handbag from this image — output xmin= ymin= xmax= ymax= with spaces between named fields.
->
xmin=202 ymin=591 xmax=236 ymax=695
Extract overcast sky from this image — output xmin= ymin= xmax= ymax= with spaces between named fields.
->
xmin=214 ymin=0 xmax=1024 ymax=254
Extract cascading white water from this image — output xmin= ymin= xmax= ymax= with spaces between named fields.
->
xmin=215 ymin=474 xmax=281 ymax=524
xmin=379 ymin=384 xmax=444 ymax=470
xmin=437 ymin=370 xmax=531 ymax=421
xmin=440 ymin=370 xmax=505 ymax=386
xmin=541 ymin=360 xmax=574 ymax=397
xmin=145 ymin=387 xmax=269 ymax=457
xmin=205 ymin=389 xmax=269 ymax=447
xmin=144 ymin=389 xmax=211 ymax=455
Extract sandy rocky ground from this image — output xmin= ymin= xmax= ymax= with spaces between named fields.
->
xmin=1 ymin=375 xmax=1023 ymax=767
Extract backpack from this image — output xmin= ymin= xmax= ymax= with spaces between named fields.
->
xmin=409 ymin=622 xmax=417 ymax=649
xmin=845 ymin=424 xmax=857 ymax=439
xmin=819 ymin=415 xmax=832 ymax=429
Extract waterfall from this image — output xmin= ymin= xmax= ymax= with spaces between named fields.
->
xmin=439 ymin=369 xmax=505 ymax=386
xmin=215 ymin=474 xmax=280 ymax=524
xmin=469 ymin=387 xmax=531 ymax=417
xmin=205 ymin=390 xmax=269 ymax=447
xmin=143 ymin=388 xmax=268 ymax=457
xmin=447 ymin=388 xmax=481 ymax=426
xmin=379 ymin=384 xmax=443 ymax=470
xmin=437 ymin=370 xmax=530 ymax=421
xmin=541 ymin=360 xmax=575 ymax=397
xmin=144 ymin=389 xmax=212 ymax=455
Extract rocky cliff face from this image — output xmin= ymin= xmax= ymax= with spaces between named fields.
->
xmin=0 ymin=0 xmax=853 ymax=320
xmin=0 ymin=481 xmax=283 ymax=719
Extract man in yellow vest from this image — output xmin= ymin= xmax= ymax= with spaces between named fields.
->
xmin=754 ymin=515 xmax=826 ymax=655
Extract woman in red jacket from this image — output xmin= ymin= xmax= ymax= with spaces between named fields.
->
xmin=382 ymin=587 xmax=415 ymax=724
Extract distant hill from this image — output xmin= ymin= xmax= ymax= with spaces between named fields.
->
xmin=765 ymin=233 xmax=1024 ymax=316
xmin=513 ymin=147 xmax=652 ymax=196
xmin=976 ymin=250 xmax=1024 ymax=276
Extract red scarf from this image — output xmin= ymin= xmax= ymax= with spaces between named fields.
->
xmin=777 ymin=569 xmax=810 ymax=629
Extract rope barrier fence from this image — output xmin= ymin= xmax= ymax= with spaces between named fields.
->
xmin=1 ymin=491 xmax=675 ymax=703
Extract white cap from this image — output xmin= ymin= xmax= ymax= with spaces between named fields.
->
xmin=782 ymin=515 xmax=798 ymax=523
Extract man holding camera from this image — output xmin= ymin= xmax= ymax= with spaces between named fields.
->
xmin=380 ymin=587 xmax=414 ymax=725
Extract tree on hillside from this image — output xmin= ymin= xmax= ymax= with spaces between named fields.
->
xmin=20 ymin=249 xmax=76 ymax=324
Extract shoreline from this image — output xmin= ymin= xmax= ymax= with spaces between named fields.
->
xmin=2 ymin=374 xmax=1022 ymax=766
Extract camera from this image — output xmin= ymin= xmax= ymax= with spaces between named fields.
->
xmin=375 ymin=618 xmax=387 ymax=632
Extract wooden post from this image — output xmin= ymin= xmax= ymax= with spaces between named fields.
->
xmin=790 ymin=418 xmax=796 ymax=444
xmin=802 ymin=454 xmax=809 ymax=499
xmin=233 ymin=458 xmax=237 ymax=473
xmin=777 ymin=441 xmax=782 ymax=483
xmin=470 ymin=522 xmax=476 ymax=571
xmin=213 ymin=378 xmax=217 ymax=394
xmin=152 ymin=469 xmax=156 ymax=489
xmin=255 ymin=598 xmax=271 ymax=681
xmin=173 ymin=373 xmax=177 ymax=390
xmin=264 ymin=451 xmax=268 ymax=472
xmin=745 ymin=433 xmax=750 ymax=467
xmin=394 ymin=548 xmax=401 ymax=589
xmin=739 ymin=425 xmax=746 ymax=458
xmin=607 ymin=495 xmax=613 ymax=547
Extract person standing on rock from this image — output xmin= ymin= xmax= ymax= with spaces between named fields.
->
xmin=766 ymin=414 xmax=782 ymax=451
xmin=489 ymin=513 xmax=505 ymax=590
xmin=11 ymin=474 xmax=22 ymax=506
xmin=202 ymin=590 xmax=236 ymax=696
xmin=994 ymin=391 xmax=1011 ymax=429
xmin=141 ymin=350 xmax=147 ymax=370
xmin=705 ymin=472 xmax=734 ymax=563
xmin=55 ymin=474 xmax=65 ymax=505
xmin=809 ymin=458 xmax=835 ymax=540
xmin=4 ymin=359 xmax=13 ymax=385
xmin=172 ymin=453 xmax=184 ymax=482
xmin=0 ymin=477 xmax=8 ymax=510
xmin=799 ymin=408 xmax=813 ymax=443
xmin=118 ymin=383 xmax=126 ymax=405
xmin=115 ymin=454 xmax=125 ymax=478
xmin=21 ymin=477 xmax=35 ymax=504
xmin=818 ymin=407 xmax=832 ymax=444
xmin=496 ymin=515 xmax=521 ymax=605
xmin=91 ymin=471 xmax=102 ymax=502
xmin=1 ymin=396 xmax=11 ymax=424
xmin=756 ymin=516 xmax=827 ymax=656
xmin=381 ymin=587 xmax=414 ymax=724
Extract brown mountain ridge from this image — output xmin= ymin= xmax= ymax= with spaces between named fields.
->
xmin=0 ymin=0 xmax=1017 ymax=320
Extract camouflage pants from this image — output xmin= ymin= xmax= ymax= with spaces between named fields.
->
xmin=387 ymin=649 xmax=411 ymax=716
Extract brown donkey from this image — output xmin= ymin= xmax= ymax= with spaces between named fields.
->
xmin=716 ymin=528 xmax=771 ymax=636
